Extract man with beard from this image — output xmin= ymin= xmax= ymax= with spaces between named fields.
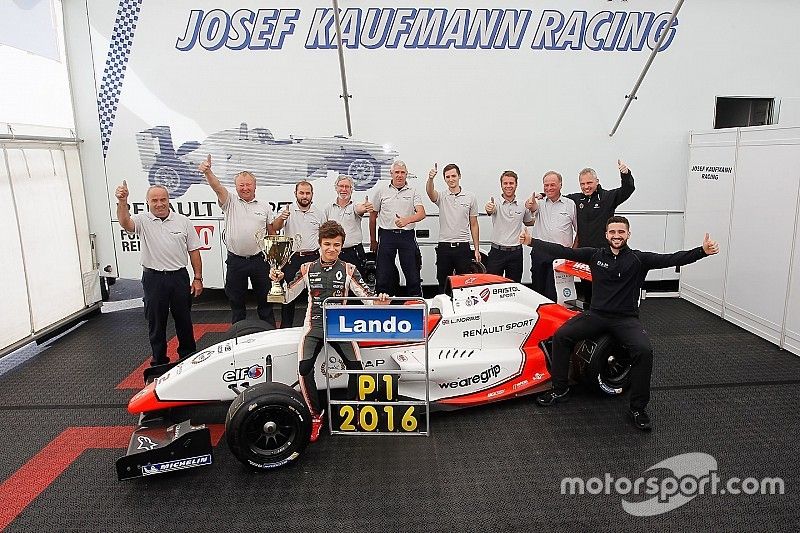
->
xmin=520 ymin=216 xmax=720 ymax=431
xmin=484 ymin=170 xmax=533 ymax=283
xmin=272 ymin=180 xmax=323 ymax=327
xmin=198 ymin=155 xmax=275 ymax=325
xmin=426 ymin=163 xmax=480 ymax=294
xmin=567 ymin=160 xmax=636 ymax=302
xmin=115 ymin=181 xmax=203 ymax=367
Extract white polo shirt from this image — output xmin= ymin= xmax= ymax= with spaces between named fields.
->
xmin=284 ymin=203 xmax=323 ymax=253
xmin=490 ymin=196 xmax=533 ymax=247
xmin=131 ymin=211 xmax=202 ymax=271
xmin=221 ymin=192 xmax=273 ymax=257
xmin=531 ymin=195 xmax=577 ymax=246
xmin=435 ymin=188 xmax=477 ymax=243
xmin=373 ymin=181 xmax=423 ymax=230
xmin=324 ymin=200 xmax=363 ymax=248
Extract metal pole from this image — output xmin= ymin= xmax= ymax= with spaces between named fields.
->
xmin=609 ymin=0 xmax=686 ymax=137
xmin=331 ymin=0 xmax=353 ymax=137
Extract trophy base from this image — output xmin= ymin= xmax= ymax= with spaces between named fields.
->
xmin=267 ymin=292 xmax=286 ymax=304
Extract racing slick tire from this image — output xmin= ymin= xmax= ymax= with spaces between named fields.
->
xmin=226 ymin=382 xmax=312 ymax=470
xmin=223 ymin=319 xmax=274 ymax=340
xmin=574 ymin=334 xmax=633 ymax=395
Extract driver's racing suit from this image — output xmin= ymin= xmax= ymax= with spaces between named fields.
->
xmin=283 ymin=258 xmax=373 ymax=417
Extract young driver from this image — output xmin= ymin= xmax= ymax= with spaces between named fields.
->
xmin=270 ymin=221 xmax=389 ymax=442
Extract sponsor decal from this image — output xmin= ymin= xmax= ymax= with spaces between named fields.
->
xmin=464 ymin=318 xmax=535 ymax=337
xmin=222 ymin=364 xmax=264 ymax=382
xmin=439 ymin=364 xmax=501 ymax=389
xmin=480 ymin=288 xmax=490 ymax=301
xmin=533 ymin=372 xmax=545 ymax=381
xmin=192 ymin=350 xmax=213 ymax=364
xmin=248 ymin=452 xmax=300 ymax=469
xmin=563 ymin=287 xmax=572 ymax=298
xmin=194 ymin=225 xmax=214 ymax=251
xmin=512 ymin=380 xmax=529 ymax=390
xmin=464 ymin=277 xmax=478 ymax=285
xmin=216 ymin=342 xmax=233 ymax=353
xmin=336 ymin=270 xmax=343 ymax=280
xmin=137 ymin=436 xmax=158 ymax=450
xmin=142 ymin=454 xmax=212 ymax=476
xmin=491 ymin=286 xmax=519 ymax=299
xmin=487 ymin=389 xmax=505 ymax=398
xmin=465 ymin=295 xmax=480 ymax=307
xmin=597 ymin=260 xmax=609 ymax=268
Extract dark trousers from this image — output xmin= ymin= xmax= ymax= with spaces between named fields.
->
xmin=298 ymin=331 xmax=362 ymax=417
xmin=551 ymin=311 xmax=654 ymax=411
xmin=339 ymin=244 xmax=365 ymax=273
xmin=141 ymin=267 xmax=195 ymax=366
xmin=225 ymin=252 xmax=275 ymax=326
xmin=435 ymin=242 xmax=473 ymax=294
xmin=376 ymin=228 xmax=422 ymax=297
xmin=577 ymin=279 xmax=593 ymax=304
xmin=530 ymin=247 xmax=557 ymax=301
xmin=279 ymin=251 xmax=319 ymax=328
xmin=485 ymin=246 xmax=523 ymax=282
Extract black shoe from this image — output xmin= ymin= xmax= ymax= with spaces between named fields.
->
xmin=535 ymin=388 xmax=569 ymax=407
xmin=629 ymin=409 xmax=652 ymax=431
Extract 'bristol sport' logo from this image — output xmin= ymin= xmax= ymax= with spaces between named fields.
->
xmin=222 ymin=364 xmax=264 ymax=382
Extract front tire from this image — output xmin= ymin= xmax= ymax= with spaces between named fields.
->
xmin=226 ymin=383 xmax=311 ymax=470
xmin=574 ymin=335 xmax=633 ymax=395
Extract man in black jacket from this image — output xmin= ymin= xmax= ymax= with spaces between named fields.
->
xmin=520 ymin=216 xmax=720 ymax=431
xmin=567 ymin=160 xmax=635 ymax=302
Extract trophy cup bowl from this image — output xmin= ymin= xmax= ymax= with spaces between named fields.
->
xmin=258 ymin=234 xmax=294 ymax=303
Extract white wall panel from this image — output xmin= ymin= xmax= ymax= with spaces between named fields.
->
xmin=681 ymin=130 xmax=737 ymax=315
xmin=724 ymin=129 xmax=800 ymax=343
xmin=7 ymin=147 xmax=85 ymax=330
xmin=0 ymin=150 xmax=33 ymax=348
xmin=780 ymin=165 xmax=800 ymax=356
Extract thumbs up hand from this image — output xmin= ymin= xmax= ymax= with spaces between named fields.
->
xmin=618 ymin=159 xmax=630 ymax=174
xmin=519 ymin=228 xmax=532 ymax=246
xmin=115 ymin=180 xmax=129 ymax=202
xmin=702 ymin=232 xmax=720 ymax=255
xmin=278 ymin=204 xmax=290 ymax=221
xmin=485 ymin=196 xmax=496 ymax=215
xmin=198 ymin=154 xmax=212 ymax=174
xmin=360 ymin=195 xmax=374 ymax=214
xmin=525 ymin=193 xmax=538 ymax=212
xmin=428 ymin=163 xmax=438 ymax=180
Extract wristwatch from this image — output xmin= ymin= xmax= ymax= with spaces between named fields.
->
xmin=194 ymin=276 xmax=203 ymax=281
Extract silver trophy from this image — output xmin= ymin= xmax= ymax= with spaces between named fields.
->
xmin=257 ymin=232 xmax=294 ymax=303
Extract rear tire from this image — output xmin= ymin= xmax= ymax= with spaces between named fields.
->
xmin=223 ymin=319 xmax=273 ymax=340
xmin=226 ymin=383 xmax=311 ymax=470
xmin=574 ymin=334 xmax=632 ymax=395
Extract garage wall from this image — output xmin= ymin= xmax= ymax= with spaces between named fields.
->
xmin=0 ymin=126 xmax=101 ymax=355
xmin=683 ymin=126 xmax=800 ymax=355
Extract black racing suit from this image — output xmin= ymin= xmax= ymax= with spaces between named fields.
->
xmin=284 ymin=259 xmax=373 ymax=417
xmin=567 ymin=171 xmax=635 ymax=302
xmin=532 ymin=239 xmax=708 ymax=411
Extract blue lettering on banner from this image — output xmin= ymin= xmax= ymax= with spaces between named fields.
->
xmin=325 ymin=307 xmax=426 ymax=341
xmin=174 ymin=8 xmax=679 ymax=52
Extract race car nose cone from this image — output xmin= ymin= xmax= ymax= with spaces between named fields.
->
xmin=128 ymin=382 xmax=157 ymax=414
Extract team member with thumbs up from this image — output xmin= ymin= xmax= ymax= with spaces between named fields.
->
xmin=198 ymin=155 xmax=276 ymax=326
xmin=519 ymin=217 xmax=720 ymax=430
xmin=116 ymin=181 xmax=204 ymax=367
xmin=484 ymin=170 xmax=533 ymax=283
xmin=426 ymin=162 xmax=480 ymax=293
xmin=324 ymin=175 xmax=372 ymax=273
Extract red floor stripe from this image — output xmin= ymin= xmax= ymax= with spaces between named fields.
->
xmin=116 ymin=323 xmax=229 ymax=390
xmin=0 ymin=424 xmax=225 ymax=530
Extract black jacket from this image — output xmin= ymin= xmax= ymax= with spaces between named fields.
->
xmin=567 ymin=171 xmax=635 ymax=248
xmin=532 ymin=240 xmax=708 ymax=316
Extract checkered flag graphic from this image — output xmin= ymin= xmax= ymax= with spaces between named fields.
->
xmin=97 ymin=0 xmax=143 ymax=158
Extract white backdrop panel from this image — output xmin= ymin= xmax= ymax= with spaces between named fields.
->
xmin=724 ymin=130 xmax=800 ymax=343
xmin=0 ymin=149 xmax=33 ymax=348
xmin=681 ymin=130 xmax=737 ymax=314
xmin=7 ymin=147 xmax=85 ymax=330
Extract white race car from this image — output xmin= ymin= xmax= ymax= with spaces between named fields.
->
xmin=116 ymin=274 xmax=631 ymax=478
